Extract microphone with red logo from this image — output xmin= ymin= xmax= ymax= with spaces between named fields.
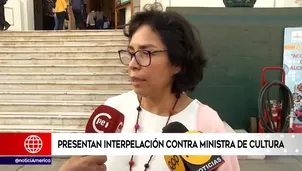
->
xmin=85 ymin=105 xmax=125 ymax=133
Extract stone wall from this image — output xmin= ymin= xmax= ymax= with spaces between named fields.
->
xmin=167 ymin=7 xmax=302 ymax=129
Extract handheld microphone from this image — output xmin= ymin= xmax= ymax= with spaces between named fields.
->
xmin=85 ymin=105 xmax=125 ymax=133
xmin=163 ymin=122 xmax=225 ymax=171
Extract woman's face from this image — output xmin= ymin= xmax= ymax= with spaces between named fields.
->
xmin=127 ymin=25 xmax=178 ymax=97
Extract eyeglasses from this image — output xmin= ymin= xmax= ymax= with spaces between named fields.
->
xmin=118 ymin=49 xmax=167 ymax=67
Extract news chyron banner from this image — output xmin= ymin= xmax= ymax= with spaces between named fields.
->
xmin=0 ymin=133 xmax=51 ymax=165
xmin=51 ymin=133 xmax=301 ymax=156
xmin=0 ymin=133 xmax=302 ymax=163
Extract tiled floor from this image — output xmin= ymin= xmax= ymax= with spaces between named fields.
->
xmin=0 ymin=156 xmax=301 ymax=171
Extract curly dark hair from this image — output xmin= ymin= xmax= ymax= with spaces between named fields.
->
xmin=124 ymin=2 xmax=207 ymax=94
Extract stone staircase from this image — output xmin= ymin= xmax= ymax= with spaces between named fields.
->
xmin=0 ymin=30 xmax=131 ymax=132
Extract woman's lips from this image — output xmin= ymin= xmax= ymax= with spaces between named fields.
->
xmin=130 ymin=77 xmax=145 ymax=85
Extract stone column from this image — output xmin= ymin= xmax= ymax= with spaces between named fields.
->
xmin=133 ymin=0 xmax=140 ymax=13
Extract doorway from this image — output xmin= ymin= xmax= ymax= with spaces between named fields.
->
xmin=34 ymin=0 xmax=55 ymax=30
xmin=33 ymin=0 xmax=43 ymax=30
xmin=33 ymin=0 xmax=121 ymax=30
xmin=86 ymin=0 xmax=115 ymax=29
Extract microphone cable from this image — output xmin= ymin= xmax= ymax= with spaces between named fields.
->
xmin=258 ymin=80 xmax=294 ymax=133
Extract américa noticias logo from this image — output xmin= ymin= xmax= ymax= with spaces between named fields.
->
xmin=24 ymin=135 xmax=43 ymax=154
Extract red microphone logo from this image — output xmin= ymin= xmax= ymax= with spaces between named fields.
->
xmin=115 ymin=122 xmax=124 ymax=133
xmin=86 ymin=105 xmax=125 ymax=133
xmin=92 ymin=113 xmax=112 ymax=133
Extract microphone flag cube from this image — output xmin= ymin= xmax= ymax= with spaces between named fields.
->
xmin=164 ymin=130 xmax=225 ymax=171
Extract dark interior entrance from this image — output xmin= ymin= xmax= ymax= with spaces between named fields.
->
xmin=34 ymin=0 xmax=119 ymax=30
xmin=87 ymin=0 xmax=115 ymax=29
xmin=34 ymin=0 xmax=55 ymax=30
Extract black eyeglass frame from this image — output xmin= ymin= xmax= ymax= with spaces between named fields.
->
xmin=118 ymin=49 xmax=167 ymax=67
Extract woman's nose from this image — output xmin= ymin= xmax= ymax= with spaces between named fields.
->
xmin=128 ymin=55 xmax=140 ymax=70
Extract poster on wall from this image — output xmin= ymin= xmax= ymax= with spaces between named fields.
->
xmin=283 ymin=27 xmax=302 ymax=126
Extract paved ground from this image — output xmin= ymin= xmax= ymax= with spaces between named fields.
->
xmin=0 ymin=156 xmax=301 ymax=171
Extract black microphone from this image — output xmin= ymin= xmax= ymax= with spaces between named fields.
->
xmin=162 ymin=121 xmax=189 ymax=133
xmin=163 ymin=122 xmax=225 ymax=171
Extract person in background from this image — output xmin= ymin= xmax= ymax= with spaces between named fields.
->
xmin=70 ymin=0 xmax=83 ymax=29
xmin=102 ymin=15 xmax=110 ymax=29
xmin=42 ymin=0 xmax=55 ymax=30
xmin=81 ymin=0 xmax=87 ymax=28
xmin=55 ymin=0 xmax=67 ymax=30
xmin=86 ymin=8 xmax=96 ymax=29
xmin=57 ymin=2 xmax=240 ymax=171
xmin=53 ymin=1 xmax=58 ymax=30
xmin=53 ymin=12 xmax=58 ymax=30
xmin=0 ymin=0 xmax=10 ymax=30
xmin=95 ymin=10 xmax=104 ymax=29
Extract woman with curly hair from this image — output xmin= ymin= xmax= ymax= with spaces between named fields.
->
xmin=58 ymin=2 xmax=240 ymax=171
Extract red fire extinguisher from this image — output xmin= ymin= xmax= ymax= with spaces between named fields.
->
xmin=258 ymin=67 xmax=285 ymax=133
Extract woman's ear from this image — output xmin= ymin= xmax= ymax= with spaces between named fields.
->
xmin=174 ymin=66 xmax=181 ymax=74
xmin=170 ymin=65 xmax=181 ymax=77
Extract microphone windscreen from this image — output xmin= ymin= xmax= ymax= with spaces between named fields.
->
xmin=85 ymin=105 xmax=125 ymax=133
xmin=162 ymin=121 xmax=188 ymax=133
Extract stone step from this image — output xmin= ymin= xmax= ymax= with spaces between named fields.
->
xmin=0 ymin=45 xmax=126 ymax=52
xmin=0 ymin=52 xmax=119 ymax=58
xmin=0 ymin=112 xmax=89 ymax=126
xmin=0 ymin=124 xmax=85 ymax=132
xmin=0 ymin=40 xmax=128 ymax=46
xmin=0 ymin=90 xmax=127 ymax=101
xmin=0 ymin=80 xmax=132 ymax=90
xmin=1 ymin=59 xmax=122 ymax=65
xmin=0 ymin=100 xmax=103 ymax=112
xmin=0 ymin=72 xmax=128 ymax=81
xmin=0 ymin=30 xmax=124 ymax=36
xmin=0 ymin=65 xmax=128 ymax=73
xmin=0 ymin=36 xmax=127 ymax=41
xmin=0 ymin=58 xmax=121 ymax=65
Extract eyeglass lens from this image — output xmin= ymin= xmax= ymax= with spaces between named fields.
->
xmin=120 ymin=50 xmax=151 ymax=66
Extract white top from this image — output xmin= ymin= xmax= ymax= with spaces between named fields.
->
xmin=103 ymin=91 xmax=240 ymax=171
